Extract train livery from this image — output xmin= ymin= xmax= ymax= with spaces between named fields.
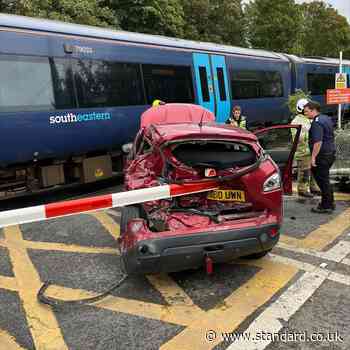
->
xmin=0 ymin=14 xmax=349 ymax=198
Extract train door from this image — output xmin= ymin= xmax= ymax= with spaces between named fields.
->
xmin=193 ymin=53 xmax=231 ymax=122
xmin=210 ymin=55 xmax=231 ymax=123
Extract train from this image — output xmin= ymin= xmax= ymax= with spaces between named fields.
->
xmin=0 ymin=13 xmax=349 ymax=199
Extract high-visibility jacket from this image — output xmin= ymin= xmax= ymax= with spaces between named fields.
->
xmin=225 ymin=116 xmax=247 ymax=129
xmin=291 ymin=114 xmax=312 ymax=159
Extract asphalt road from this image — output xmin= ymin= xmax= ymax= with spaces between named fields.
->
xmin=0 ymin=186 xmax=350 ymax=350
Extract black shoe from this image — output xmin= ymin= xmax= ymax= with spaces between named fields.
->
xmin=298 ymin=192 xmax=314 ymax=198
xmin=316 ymin=203 xmax=336 ymax=210
xmin=311 ymin=206 xmax=334 ymax=214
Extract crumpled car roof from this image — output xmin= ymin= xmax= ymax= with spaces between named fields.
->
xmin=140 ymin=103 xmax=215 ymax=128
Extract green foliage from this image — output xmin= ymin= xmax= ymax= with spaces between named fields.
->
xmin=287 ymin=89 xmax=310 ymax=115
xmin=244 ymin=0 xmax=302 ymax=53
xmin=113 ymin=0 xmax=185 ymax=37
xmin=181 ymin=0 xmax=246 ymax=46
xmin=299 ymin=1 xmax=350 ymax=58
xmin=2 ymin=0 xmax=118 ymax=28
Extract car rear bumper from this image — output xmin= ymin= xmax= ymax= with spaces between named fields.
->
xmin=121 ymin=223 xmax=279 ymax=274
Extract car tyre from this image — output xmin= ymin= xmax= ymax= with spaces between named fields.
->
xmin=120 ymin=205 xmax=142 ymax=235
xmin=243 ymin=249 xmax=272 ymax=259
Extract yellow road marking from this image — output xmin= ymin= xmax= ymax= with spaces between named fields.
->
xmin=160 ymin=260 xmax=298 ymax=350
xmin=88 ymin=212 xmax=120 ymax=241
xmin=23 ymin=240 xmax=118 ymax=255
xmin=147 ymin=274 xmax=199 ymax=307
xmin=280 ymin=207 xmax=350 ymax=250
xmin=4 ymin=226 xmax=68 ymax=350
xmin=0 ymin=276 xmax=18 ymax=292
xmin=147 ymin=274 xmax=205 ymax=323
xmin=44 ymin=284 xmax=202 ymax=326
xmin=0 ymin=329 xmax=26 ymax=350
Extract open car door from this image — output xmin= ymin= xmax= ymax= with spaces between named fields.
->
xmin=254 ymin=125 xmax=301 ymax=195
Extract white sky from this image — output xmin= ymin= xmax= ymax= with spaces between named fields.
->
xmin=243 ymin=0 xmax=350 ymax=23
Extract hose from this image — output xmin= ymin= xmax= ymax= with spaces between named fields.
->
xmin=37 ymin=273 xmax=129 ymax=309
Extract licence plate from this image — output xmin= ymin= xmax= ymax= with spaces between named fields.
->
xmin=207 ymin=189 xmax=245 ymax=202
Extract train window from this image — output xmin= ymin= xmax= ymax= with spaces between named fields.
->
xmin=73 ymin=60 xmax=144 ymax=108
xmin=198 ymin=66 xmax=210 ymax=102
xmin=0 ymin=55 xmax=55 ymax=112
xmin=142 ymin=64 xmax=194 ymax=104
xmin=50 ymin=58 xmax=76 ymax=109
xmin=307 ymin=73 xmax=334 ymax=95
xmin=217 ymin=67 xmax=227 ymax=101
xmin=231 ymin=70 xmax=283 ymax=99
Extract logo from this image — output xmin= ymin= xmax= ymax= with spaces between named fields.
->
xmin=95 ymin=169 xmax=104 ymax=178
xmin=49 ymin=112 xmax=111 ymax=125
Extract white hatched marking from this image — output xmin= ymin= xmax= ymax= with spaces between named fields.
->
xmin=226 ymin=271 xmax=326 ymax=350
xmin=277 ymin=241 xmax=350 ymax=263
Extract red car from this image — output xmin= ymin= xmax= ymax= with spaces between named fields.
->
xmin=120 ymin=104 xmax=300 ymax=275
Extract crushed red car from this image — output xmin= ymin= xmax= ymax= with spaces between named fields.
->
xmin=120 ymin=104 xmax=300 ymax=275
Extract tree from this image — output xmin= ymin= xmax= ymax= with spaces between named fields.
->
xmin=245 ymin=0 xmax=302 ymax=53
xmin=2 ymin=0 xmax=118 ymax=28
xmin=181 ymin=0 xmax=246 ymax=46
xmin=113 ymin=0 xmax=185 ymax=37
xmin=300 ymin=1 xmax=350 ymax=59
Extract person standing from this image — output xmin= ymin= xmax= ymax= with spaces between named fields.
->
xmin=226 ymin=105 xmax=247 ymax=129
xmin=291 ymin=98 xmax=319 ymax=198
xmin=304 ymin=101 xmax=336 ymax=213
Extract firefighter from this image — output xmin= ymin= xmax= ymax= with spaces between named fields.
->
xmin=226 ymin=105 xmax=247 ymax=129
xmin=291 ymin=98 xmax=319 ymax=198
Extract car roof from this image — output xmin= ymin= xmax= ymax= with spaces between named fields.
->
xmin=141 ymin=104 xmax=215 ymax=128
xmin=147 ymin=122 xmax=258 ymax=143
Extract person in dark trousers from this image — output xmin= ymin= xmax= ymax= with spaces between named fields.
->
xmin=304 ymin=101 xmax=336 ymax=213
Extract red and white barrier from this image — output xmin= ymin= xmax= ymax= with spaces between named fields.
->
xmin=0 ymin=182 xmax=218 ymax=229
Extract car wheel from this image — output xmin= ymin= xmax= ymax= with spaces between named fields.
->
xmin=120 ymin=205 xmax=142 ymax=235
xmin=243 ymin=249 xmax=272 ymax=259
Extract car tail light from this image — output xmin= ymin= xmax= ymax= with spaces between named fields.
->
xmin=268 ymin=227 xmax=279 ymax=238
xmin=263 ymin=172 xmax=281 ymax=192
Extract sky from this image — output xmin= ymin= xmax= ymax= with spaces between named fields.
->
xmin=242 ymin=0 xmax=350 ymax=24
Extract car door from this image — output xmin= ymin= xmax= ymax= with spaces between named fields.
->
xmin=254 ymin=125 xmax=301 ymax=195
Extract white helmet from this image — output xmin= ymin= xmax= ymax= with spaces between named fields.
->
xmin=296 ymin=98 xmax=309 ymax=113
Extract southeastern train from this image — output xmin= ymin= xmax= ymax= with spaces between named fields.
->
xmin=0 ymin=14 xmax=349 ymax=199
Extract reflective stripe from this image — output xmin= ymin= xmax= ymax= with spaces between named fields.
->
xmin=112 ymin=186 xmax=170 ymax=207
xmin=0 ymin=206 xmax=46 ymax=228
xmin=0 ymin=182 xmax=218 ymax=229
xmin=46 ymin=195 xmax=113 ymax=218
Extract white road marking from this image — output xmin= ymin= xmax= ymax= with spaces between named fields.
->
xmin=269 ymin=254 xmax=350 ymax=286
xmin=226 ymin=271 xmax=326 ymax=350
xmin=277 ymin=241 xmax=350 ymax=263
xmin=107 ymin=209 xmax=121 ymax=218
xmin=342 ymin=258 xmax=350 ymax=266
